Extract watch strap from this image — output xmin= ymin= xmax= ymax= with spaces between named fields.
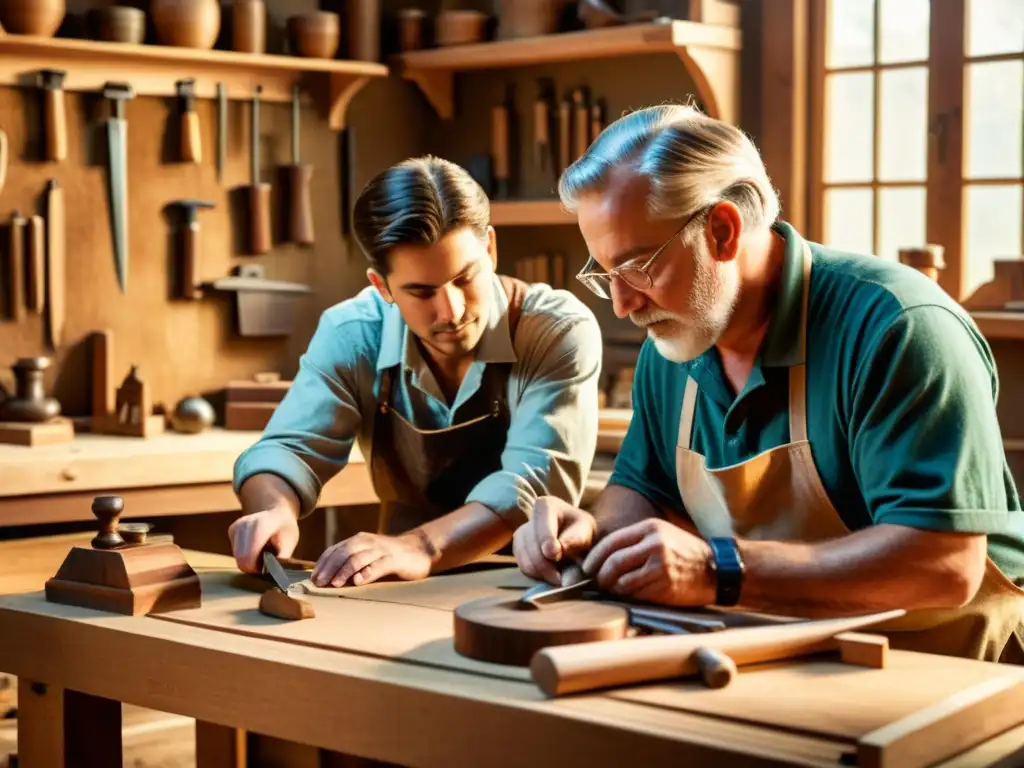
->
xmin=708 ymin=536 xmax=744 ymax=607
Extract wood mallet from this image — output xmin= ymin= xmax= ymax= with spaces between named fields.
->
xmin=531 ymin=608 xmax=906 ymax=697
xmin=246 ymin=85 xmax=272 ymax=255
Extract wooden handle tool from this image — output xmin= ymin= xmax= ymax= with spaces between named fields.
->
xmin=7 ymin=211 xmax=26 ymax=321
xmin=284 ymin=85 xmax=314 ymax=246
xmin=248 ymin=85 xmax=272 ymax=255
xmin=46 ymin=179 xmax=65 ymax=349
xmin=27 ymin=215 xmax=45 ymax=314
xmin=38 ymin=69 xmax=67 ymax=162
xmin=590 ymin=98 xmax=605 ymax=145
xmin=533 ymin=84 xmax=551 ymax=171
xmin=491 ymin=102 xmax=510 ymax=199
xmin=169 ymin=199 xmax=215 ymax=300
xmin=177 ymin=78 xmax=201 ymax=164
xmin=0 ymin=129 xmax=8 ymax=195
xmin=573 ymin=88 xmax=589 ymax=161
xmin=531 ymin=608 xmax=906 ymax=697
xmin=558 ymin=96 xmax=571 ymax=173
xmin=628 ymin=613 xmax=736 ymax=689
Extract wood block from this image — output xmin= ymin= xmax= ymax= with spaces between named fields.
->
xmin=93 ymin=412 xmax=166 ymax=438
xmin=0 ymin=417 xmax=74 ymax=446
xmin=225 ymin=402 xmax=276 ymax=430
xmin=836 ymin=631 xmax=888 ymax=669
xmin=226 ymin=379 xmax=291 ymax=403
xmin=857 ymin=677 xmax=1024 ymax=768
xmin=44 ymin=541 xmax=201 ymax=616
xmin=258 ymin=588 xmax=316 ymax=621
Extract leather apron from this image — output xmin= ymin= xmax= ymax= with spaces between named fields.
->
xmin=674 ymin=241 xmax=1024 ymax=663
xmin=370 ymin=275 xmax=528 ymax=536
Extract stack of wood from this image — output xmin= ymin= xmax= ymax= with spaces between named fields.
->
xmin=225 ymin=373 xmax=290 ymax=431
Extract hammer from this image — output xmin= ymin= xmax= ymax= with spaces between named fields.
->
xmin=168 ymin=200 xmax=215 ymax=300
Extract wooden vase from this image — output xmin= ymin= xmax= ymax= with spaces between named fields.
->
xmin=231 ymin=0 xmax=264 ymax=53
xmin=0 ymin=0 xmax=66 ymax=36
xmin=150 ymin=0 xmax=221 ymax=49
xmin=286 ymin=11 xmax=339 ymax=59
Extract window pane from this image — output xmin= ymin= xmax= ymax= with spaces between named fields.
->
xmin=828 ymin=0 xmax=875 ymax=68
xmin=879 ymin=0 xmax=929 ymax=63
xmin=825 ymin=187 xmax=875 ymax=255
xmin=964 ymin=184 xmax=1024 ymax=297
xmin=877 ymin=187 xmax=927 ymax=261
xmin=967 ymin=60 xmax=1024 ymax=179
xmin=967 ymin=0 xmax=1024 ymax=57
xmin=825 ymin=72 xmax=875 ymax=183
xmin=879 ymin=67 xmax=928 ymax=181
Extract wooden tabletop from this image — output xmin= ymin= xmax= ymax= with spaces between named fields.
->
xmin=1 ymin=548 xmax=1023 ymax=767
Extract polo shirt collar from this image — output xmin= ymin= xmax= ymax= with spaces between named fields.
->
xmin=758 ymin=220 xmax=807 ymax=368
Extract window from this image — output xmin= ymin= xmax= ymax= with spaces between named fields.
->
xmin=810 ymin=0 xmax=1024 ymax=303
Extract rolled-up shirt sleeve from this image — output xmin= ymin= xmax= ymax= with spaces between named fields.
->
xmin=232 ymin=312 xmax=367 ymax=517
xmin=465 ymin=310 xmax=603 ymax=526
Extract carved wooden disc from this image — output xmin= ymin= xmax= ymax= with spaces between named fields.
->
xmin=454 ymin=594 xmax=629 ymax=667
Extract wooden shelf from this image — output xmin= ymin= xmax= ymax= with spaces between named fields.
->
xmin=396 ymin=20 xmax=741 ymax=122
xmin=970 ymin=312 xmax=1024 ymax=340
xmin=490 ymin=199 xmax=577 ymax=226
xmin=0 ymin=34 xmax=389 ymax=130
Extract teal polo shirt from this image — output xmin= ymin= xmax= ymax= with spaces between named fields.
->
xmin=610 ymin=221 xmax=1024 ymax=582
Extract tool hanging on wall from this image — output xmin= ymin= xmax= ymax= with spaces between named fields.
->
xmin=7 ymin=211 xmax=26 ymax=321
xmin=46 ymin=179 xmax=65 ymax=350
xmin=208 ymin=264 xmax=311 ymax=337
xmin=217 ymin=82 xmax=227 ymax=184
xmin=533 ymin=79 xmax=554 ymax=172
xmin=27 ymin=215 xmax=45 ymax=315
xmin=282 ymin=84 xmax=314 ymax=246
xmin=590 ymin=98 xmax=605 ymax=145
xmin=573 ymin=87 xmax=589 ymax=162
xmin=0 ymin=129 xmax=8 ymax=195
xmin=102 ymin=82 xmax=134 ymax=295
xmin=558 ymin=93 xmax=571 ymax=175
xmin=168 ymin=199 xmax=215 ymax=300
xmin=176 ymin=78 xmax=201 ymax=164
xmin=37 ymin=70 xmax=67 ymax=163
xmin=491 ymin=93 xmax=510 ymax=199
xmin=246 ymin=85 xmax=272 ymax=255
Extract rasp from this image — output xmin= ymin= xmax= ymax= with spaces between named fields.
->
xmin=102 ymin=82 xmax=135 ymax=295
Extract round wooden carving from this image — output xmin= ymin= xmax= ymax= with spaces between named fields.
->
xmin=454 ymin=595 xmax=629 ymax=667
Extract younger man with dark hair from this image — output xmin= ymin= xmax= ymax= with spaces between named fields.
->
xmin=228 ymin=156 xmax=603 ymax=588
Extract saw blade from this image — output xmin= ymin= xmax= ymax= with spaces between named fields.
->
xmin=107 ymin=117 xmax=129 ymax=294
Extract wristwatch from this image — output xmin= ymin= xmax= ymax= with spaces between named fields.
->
xmin=707 ymin=537 xmax=745 ymax=607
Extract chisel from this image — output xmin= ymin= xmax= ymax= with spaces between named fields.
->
xmin=38 ymin=69 xmax=67 ymax=163
xmin=102 ymin=82 xmax=134 ymax=294
xmin=217 ymin=82 xmax=226 ymax=184
xmin=247 ymin=85 xmax=271 ymax=255
xmin=177 ymin=78 xmax=201 ymax=164
xmin=46 ymin=180 xmax=65 ymax=350
xmin=283 ymin=84 xmax=313 ymax=246
xmin=7 ymin=211 xmax=26 ymax=321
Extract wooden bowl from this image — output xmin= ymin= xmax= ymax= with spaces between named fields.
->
xmin=150 ymin=0 xmax=221 ymax=50
xmin=0 ymin=0 xmax=66 ymax=36
xmin=287 ymin=11 xmax=339 ymax=59
xmin=91 ymin=6 xmax=145 ymax=44
xmin=435 ymin=9 xmax=488 ymax=46
xmin=496 ymin=0 xmax=567 ymax=39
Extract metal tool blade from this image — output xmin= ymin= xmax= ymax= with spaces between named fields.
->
xmin=262 ymin=550 xmax=293 ymax=594
xmin=107 ymin=117 xmax=129 ymax=294
xmin=519 ymin=577 xmax=594 ymax=609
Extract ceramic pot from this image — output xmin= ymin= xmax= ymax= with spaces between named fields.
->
xmin=151 ymin=0 xmax=221 ymax=49
xmin=0 ymin=0 xmax=66 ymax=36
xmin=91 ymin=6 xmax=146 ymax=44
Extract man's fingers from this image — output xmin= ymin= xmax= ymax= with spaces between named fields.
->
xmin=582 ymin=522 xmax=650 ymax=578
xmin=531 ymin=499 xmax=564 ymax=563
xmin=558 ymin=515 xmax=595 ymax=560
xmin=330 ymin=547 xmax=381 ymax=588
xmin=514 ymin=528 xmax=559 ymax=585
xmin=595 ymin=539 xmax=652 ymax=591
xmin=352 ymin=555 xmax=392 ymax=586
xmin=614 ymin=557 xmax=662 ymax=597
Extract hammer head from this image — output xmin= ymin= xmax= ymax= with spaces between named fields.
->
xmin=169 ymin=199 xmax=216 ymax=225
xmin=176 ymin=78 xmax=196 ymax=107
xmin=37 ymin=69 xmax=67 ymax=90
xmin=102 ymin=82 xmax=136 ymax=102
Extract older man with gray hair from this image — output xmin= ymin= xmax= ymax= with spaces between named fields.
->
xmin=512 ymin=102 xmax=1024 ymax=663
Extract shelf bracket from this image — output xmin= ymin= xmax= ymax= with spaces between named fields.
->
xmin=406 ymin=71 xmax=454 ymax=120
xmin=676 ymin=45 xmax=739 ymax=125
xmin=328 ymin=73 xmax=372 ymax=131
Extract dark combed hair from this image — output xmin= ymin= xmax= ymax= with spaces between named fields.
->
xmin=352 ymin=156 xmax=491 ymax=275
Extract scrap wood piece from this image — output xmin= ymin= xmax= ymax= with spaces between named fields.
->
xmin=857 ymin=676 xmax=1024 ymax=768
xmin=258 ymin=588 xmax=315 ymax=621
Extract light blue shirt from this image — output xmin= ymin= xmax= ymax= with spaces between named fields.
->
xmin=233 ymin=273 xmax=604 ymax=524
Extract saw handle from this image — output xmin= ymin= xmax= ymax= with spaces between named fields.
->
xmin=45 ymin=87 xmax=67 ymax=162
xmin=181 ymin=110 xmax=202 ymax=164
xmin=284 ymin=164 xmax=314 ymax=246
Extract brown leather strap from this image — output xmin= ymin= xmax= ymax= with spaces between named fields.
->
xmin=678 ymin=375 xmax=699 ymax=449
xmin=498 ymin=274 xmax=528 ymax=341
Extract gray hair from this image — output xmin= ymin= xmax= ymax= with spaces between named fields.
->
xmin=558 ymin=104 xmax=780 ymax=242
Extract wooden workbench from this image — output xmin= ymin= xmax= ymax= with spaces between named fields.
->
xmin=0 ymin=428 xmax=378 ymax=527
xmin=3 ymin=548 xmax=1024 ymax=767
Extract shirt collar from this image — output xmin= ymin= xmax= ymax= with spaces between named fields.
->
xmin=374 ymin=271 xmax=518 ymax=373
xmin=758 ymin=220 xmax=807 ymax=368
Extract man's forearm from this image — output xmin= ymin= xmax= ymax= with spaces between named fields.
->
xmin=238 ymin=473 xmax=302 ymax=519
xmin=736 ymin=524 xmax=988 ymax=617
xmin=403 ymin=502 xmax=514 ymax=573
xmin=591 ymin=483 xmax=669 ymax=538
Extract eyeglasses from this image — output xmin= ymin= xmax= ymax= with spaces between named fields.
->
xmin=575 ymin=206 xmax=708 ymax=300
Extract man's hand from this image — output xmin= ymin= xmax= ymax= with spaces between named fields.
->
xmin=228 ymin=507 xmax=300 ymax=573
xmin=582 ymin=518 xmax=716 ymax=606
xmin=311 ymin=532 xmax=433 ymax=587
xmin=513 ymin=496 xmax=597 ymax=585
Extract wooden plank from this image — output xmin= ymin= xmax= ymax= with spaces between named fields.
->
xmin=490 ymin=200 xmax=576 ymax=226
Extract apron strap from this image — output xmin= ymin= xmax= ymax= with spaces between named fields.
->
xmin=498 ymin=274 xmax=528 ymax=340
xmin=677 ymin=375 xmax=699 ymax=449
xmin=788 ymin=241 xmax=813 ymax=443
xmin=379 ymin=366 xmax=395 ymax=413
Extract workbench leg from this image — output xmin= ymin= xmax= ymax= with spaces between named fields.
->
xmin=195 ymin=721 xmax=247 ymax=768
xmin=16 ymin=678 xmax=122 ymax=768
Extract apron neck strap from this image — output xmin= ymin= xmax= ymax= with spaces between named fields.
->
xmin=678 ymin=375 xmax=699 ymax=448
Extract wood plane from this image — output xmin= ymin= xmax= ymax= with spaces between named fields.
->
xmin=44 ymin=495 xmax=200 ymax=616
